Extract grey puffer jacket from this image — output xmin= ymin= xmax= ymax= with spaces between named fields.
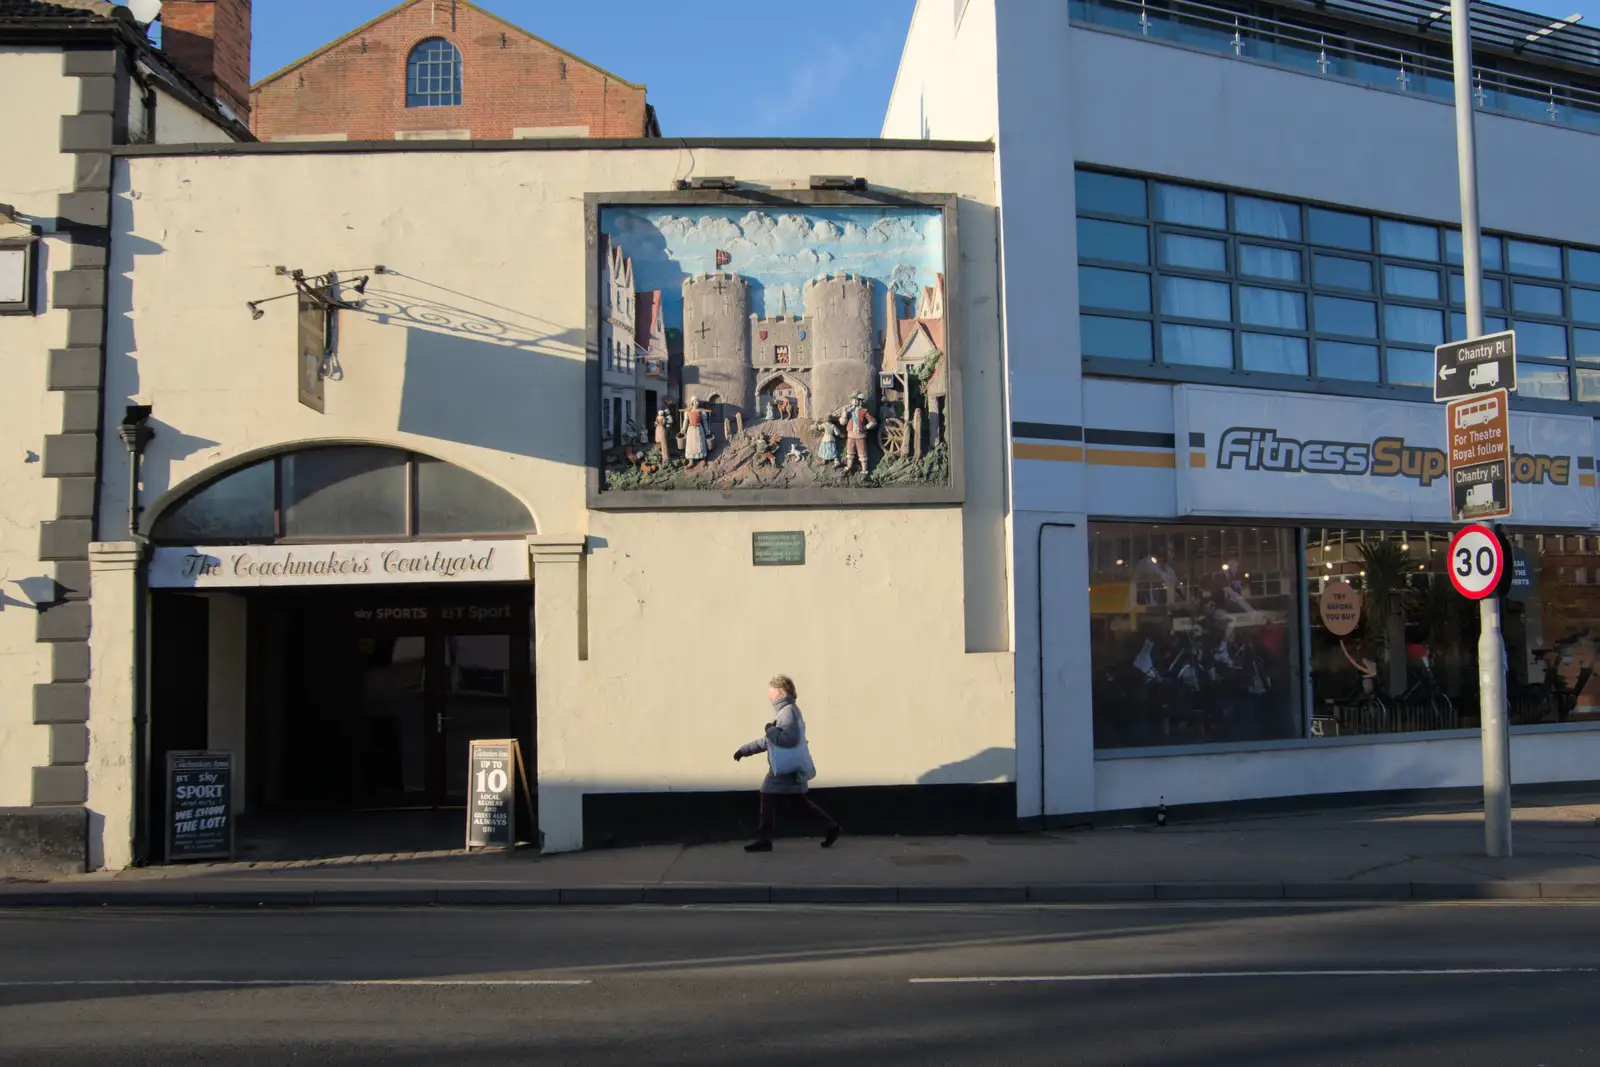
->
xmin=735 ymin=697 xmax=809 ymax=794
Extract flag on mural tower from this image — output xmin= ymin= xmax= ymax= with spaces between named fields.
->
xmin=715 ymin=249 xmax=731 ymax=268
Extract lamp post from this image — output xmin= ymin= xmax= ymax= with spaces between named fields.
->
xmin=1450 ymin=0 xmax=1513 ymax=858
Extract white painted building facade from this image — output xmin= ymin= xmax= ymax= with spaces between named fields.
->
xmin=887 ymin=0 xmax=1600 ymax=821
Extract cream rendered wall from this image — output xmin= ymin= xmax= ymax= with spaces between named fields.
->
xmin=152 ymin=86 xmax=234 ymax=145
xmin=106 ymin=145 xmax=1013 ymax=852
xmin=882 ymin=0 xmax=999 ymax=142
xmin=0 ymin=48 xmax=76 ymax=807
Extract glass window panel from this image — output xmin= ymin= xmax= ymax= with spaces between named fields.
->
xmin=282 ymin=447 xmax=408 ymax=538
xmin=1385 ymin=348 xmax=1433 ymax=386
xmin=1153 ymin=183 xmax=1226 ymax=229
xmin=1578 ymin=368 xmax=1600 ymax=401
xmin=415 ymin=457 xmax=534 ymax=535
xmin=1514 ymin=320 xmax=1569 ymax=357
xmin=1575 ymin=327 xmax=1600 ymax=363
xmin=1308 ymin=207 xmax=1372 ymax=251
xmin=1159 ymin=276 xmax=1231 ymax=320
xmin=1075 ymin=171 xmax=1147 ymax=216
xmin=1518 ymin=361 xmax=1570 ymax=400
xmin=1159 ymin=232 xmax=1227 ymax=272
xmin=1241 ymin=333 xmax=1309 ymax=374
xmin=1383 ymin=265 xmax=1440 ymax=301
xmin=1448 ymin=273 xmax=1504 ymax=309
xmin=1077 ymin=218 xmax=1149 ymax=264
xmin=1507 ymin=239 xmax=1563 ymax=278
xmin=1379 ymin=219 xmax=1440 ymax=260
xmin=1572 ymin=288 xmax=1600 ymax=324
xmin=1239 ymin=286 xmax=1306 ymax=329
xmin=151 ymin=459 xmax=275 ymax=543
xmin=1306 ymin=528 xmax=1481 ymax=737
xmin=1238 ymin=244 xmax=1301 ymax=281
xmin=1089 ymin=522 xmax=1303 ymax=749
xmin=1449 ymin=313 xmax=1509 ymax=341
xmin=1079 ymin=266 xmax=1152 ymax=312
xmin=1314 ymin=295 xmax=1378 ymax=337
xmin=1383 ymin=305 xmax=1444 ymax=346
xmin=1316 ymin=340 xmax=1380 ymax=381
xmin=1569 ymin=248 xmax=1600 ymax=285
xmin=1513 ymin=282 xmax=1563 ymax=317
xmin=1234 ymin=196 xmax=1301 ymax=240
xmin=1313 ymin=254 xmax=1373 ymax=292
xmin=1161 ymin=323 xmax=1234 ymax=367
xmin=1081 ymin=315 xmax=1153 ymax=360
xmin=1446 ymin=231 xmax=1504 ymax=271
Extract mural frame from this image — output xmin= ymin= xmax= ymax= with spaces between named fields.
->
xmin=583 ymin=189 xmax=964 ymax=510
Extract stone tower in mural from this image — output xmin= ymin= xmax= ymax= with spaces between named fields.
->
xmin=804 ymin=273 xmax=877 ymax=418
xmin=680 ymin=271 xmax=752 ymax=412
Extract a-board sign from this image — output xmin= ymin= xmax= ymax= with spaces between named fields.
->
xmin=466 ymin=738 xmax=531 ymax=852
xmin=166 ymin=751 xmax=234 ymax=862
xmin=752 ymin=530 xmax=806 ymax=566
xmin=1434 ymin=330 xmax=1516 ymax=402
xmin=1446 ymin=388 xmax=1512 ymax=521
xmin=1447 ymin=524 xmax=1506 ymax=600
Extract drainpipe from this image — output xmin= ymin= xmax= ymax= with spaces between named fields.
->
xmin=1035 ymin=521 xmax=1077 ymax=828
xmin=118 ymin=406 xmax=154 ymax=865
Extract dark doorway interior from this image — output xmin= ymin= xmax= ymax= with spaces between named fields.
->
xmin=148 ymin=583 xmax=534 ymax=862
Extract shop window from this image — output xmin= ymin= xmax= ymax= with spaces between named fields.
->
xmin=1089 ymin=523 xmax=1303 ymax=750
xmin=151 ymin=446 xmax=534 ymax=544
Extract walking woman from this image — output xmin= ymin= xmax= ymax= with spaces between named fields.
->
xmin=733 ymin=675 xmax=840 ymax=852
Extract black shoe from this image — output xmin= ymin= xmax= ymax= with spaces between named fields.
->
xmin=744 ymin=840 xmax=773 ymax=853
xmin=821 ymin=826 xmax=840 ymax=849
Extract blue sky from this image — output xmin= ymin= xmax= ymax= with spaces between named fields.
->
xmin=601 ymin=206 xmax=944 ymax=326
xmin=245 ymin=0 xmax=918 ymax=138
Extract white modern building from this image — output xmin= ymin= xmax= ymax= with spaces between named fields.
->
xmin=888 ymin=0 xmax=1600 ymax=822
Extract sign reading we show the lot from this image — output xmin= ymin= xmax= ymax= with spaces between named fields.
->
xmin=1434 ymin=330 xmax=1516 ymax=402
xmin=1446 ymin=388 xmax=1511 ymax=522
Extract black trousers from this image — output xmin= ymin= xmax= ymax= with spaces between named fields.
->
xmin=757 ymin=792 xmax=838 ymax=841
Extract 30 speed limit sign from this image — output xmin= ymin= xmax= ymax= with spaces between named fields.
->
xmin=1447 ymin=524 xmax=1506 ymax=599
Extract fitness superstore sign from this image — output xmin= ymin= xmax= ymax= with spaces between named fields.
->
xmin=1216 ymin=427 xmax=1571 ymax=487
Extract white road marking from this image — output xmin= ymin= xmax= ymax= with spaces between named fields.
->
xmin=912 ymin=967 xmax=1600 ymax=984
xmin=0 ymin=978 xmax=591 ymax=987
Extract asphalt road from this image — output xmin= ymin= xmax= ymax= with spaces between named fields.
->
xmin=2 ymin=902 xmax=1599 ymax=1065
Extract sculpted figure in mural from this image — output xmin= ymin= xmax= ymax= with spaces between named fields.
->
xmin=654 ymin=408 xmax=673 ymax=463
xmin=841 ymin=394 xmax=877 ymax=475
xmin=681 ymin=396 xmax=709 ymax=469
xmin=813 ymin=418 xmax=842 ymax=465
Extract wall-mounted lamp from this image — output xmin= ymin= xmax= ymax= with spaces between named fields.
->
xmin=674 ymin=177 xmax=738 ymax=191
xmin=0 ymin=203 xmax=14 ymax=222
xmin=119 ymin=405 xmax=154 ymax=539
xmin=810 ymin=175 xmax=868 ymax=191
xmin=248 ymin=302 xmax=265 ymax=320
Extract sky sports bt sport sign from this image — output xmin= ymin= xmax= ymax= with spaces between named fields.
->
xmin=148 ymin=540 xmax=530 ymax=589
xmin=1172 ymin=384 xmax=1594 ymax=526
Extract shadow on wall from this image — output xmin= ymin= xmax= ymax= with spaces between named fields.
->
xmin=137 ymin=420 xmax=222 ymax=505
xmin=357 ymin=273 xmax=587 ymax=462
xmin=917 ymin=747 xmax=1015 ymax=786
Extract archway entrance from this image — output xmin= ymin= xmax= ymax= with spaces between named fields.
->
xmin=757 ymin=373 xmax=809 ymax=421
xmin=145 ymin=445 xmax=538 ymax=862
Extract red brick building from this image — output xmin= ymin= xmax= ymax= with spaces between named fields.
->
xmin=249 ymin=0 xmax=659 ymax=142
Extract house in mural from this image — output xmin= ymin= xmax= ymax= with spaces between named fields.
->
xmin=595 ymin=204 xmax=952 ymax=496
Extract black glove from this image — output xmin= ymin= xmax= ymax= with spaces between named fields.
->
xmin=733 ymin=750 xmax=743 ymax=762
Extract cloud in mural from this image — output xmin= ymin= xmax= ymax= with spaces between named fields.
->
xmin=603 ymin=205 xmax=943 ymax=321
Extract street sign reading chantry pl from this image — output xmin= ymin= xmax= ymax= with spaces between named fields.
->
xmin=1434 ymin=330 xmax=1516 ymax=402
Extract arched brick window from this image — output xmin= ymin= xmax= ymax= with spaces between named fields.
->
xmin=406 ymin=38 xmax=462 ymax=108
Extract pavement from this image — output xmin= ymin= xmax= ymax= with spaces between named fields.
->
xmin=8 ymin=796 xmax=1600 ymax=906
xmin=6 ymin=900 xmax=1600 ymax=1063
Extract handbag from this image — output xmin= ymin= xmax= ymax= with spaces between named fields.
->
xmin=768 ymin=716 xmax=817 ymax=780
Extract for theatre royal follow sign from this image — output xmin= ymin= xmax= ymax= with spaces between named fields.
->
xmin=149 ymin=540 xmax=530 ymax=589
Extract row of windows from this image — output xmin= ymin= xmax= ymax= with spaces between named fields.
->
xmin=1076 ymin=170 xmax=1600 ymax=401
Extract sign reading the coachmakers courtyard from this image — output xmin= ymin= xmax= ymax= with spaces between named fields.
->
xmin=1173 ymin=384 xmax=1595 ymax=527
xmin=149 ymin=540 xmax=530 ymax=589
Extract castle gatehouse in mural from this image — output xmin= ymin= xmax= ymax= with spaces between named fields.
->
xmin=589 ymin=196 xmax=957 ymax=504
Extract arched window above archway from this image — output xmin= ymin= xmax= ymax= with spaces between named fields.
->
xmin=151 ymin=446 xmax=534 ymax=545
xmin=406 ymin=38 xmax=463 ymax=108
